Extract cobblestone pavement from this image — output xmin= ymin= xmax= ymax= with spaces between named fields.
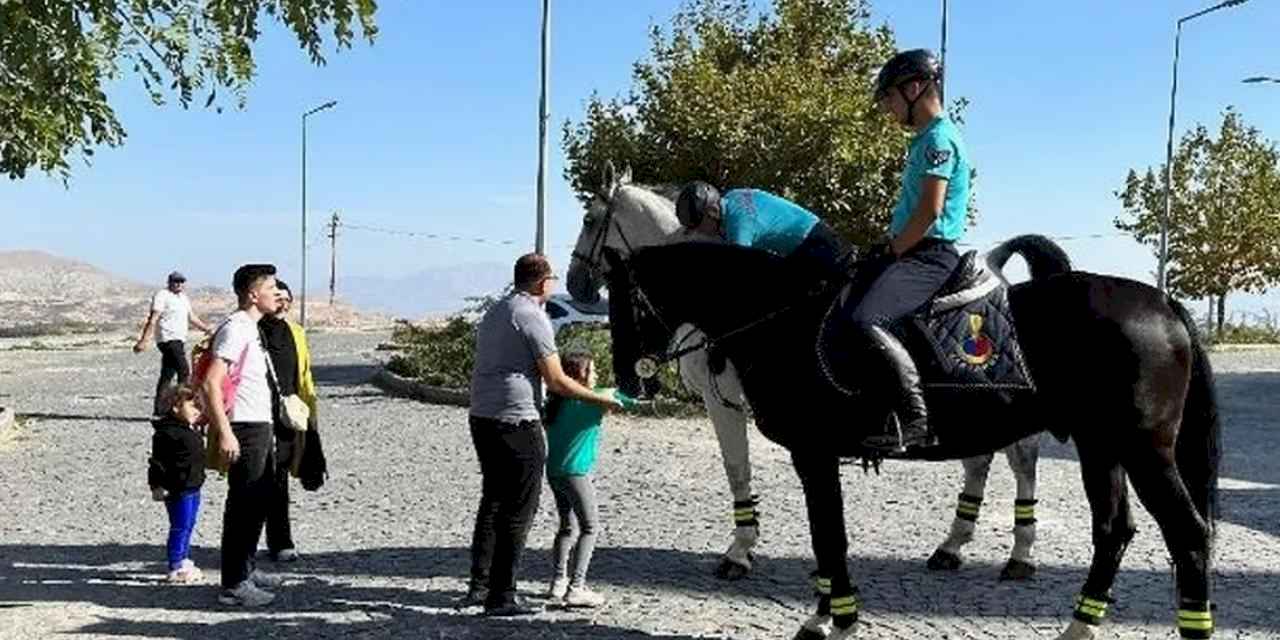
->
xmin=0 ymin=333 xmax=1276 ymax=639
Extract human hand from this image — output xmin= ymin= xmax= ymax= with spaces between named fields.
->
xmin=132 ymin=341 xmax=147 ymax=354
xmin=219 ymin=430 xmax=241 ymax=465
xmin=151 ymin=487 xmax=167 ymax=502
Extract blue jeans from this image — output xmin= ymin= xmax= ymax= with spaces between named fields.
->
xmin=165 ymin=488 xmax=201 ymax=570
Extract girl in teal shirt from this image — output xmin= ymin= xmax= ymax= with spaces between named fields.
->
xmin=543 ymin=353 xmax=635 ymax=607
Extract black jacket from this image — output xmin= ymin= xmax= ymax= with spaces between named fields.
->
xmin=148 ymin=416 xmax=206 ymax=494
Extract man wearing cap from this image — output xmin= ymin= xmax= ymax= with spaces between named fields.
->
xmin=134 ymin=271 xmax=212 ymax=415
xmin=674 ymin=182 xmax=851 ymax=281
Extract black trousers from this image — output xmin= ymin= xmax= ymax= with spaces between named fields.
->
xmin=154 ymin=340 xmax=189 ymax=412
xmin=468 ymin=416 xmax=546 ymax=606
xmin=220 ymin=422 xmax=274 ymax=588
xmin=790 ymin=220 xmax=854 ymax=280
xmin=266 ymin=427 xmax=297 ymax=554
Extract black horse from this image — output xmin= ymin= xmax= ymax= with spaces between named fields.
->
xmin=610 ymin=237 xmax=1221 ymax=640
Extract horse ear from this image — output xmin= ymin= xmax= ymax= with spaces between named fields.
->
xmin=601 ymin=161 xmax=617 ymax=196
xmin=620 ymin=164 xmax=633 ymax=185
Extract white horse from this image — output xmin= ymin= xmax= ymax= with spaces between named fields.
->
xmin=566 ymin=165 xmax=758 ymax=580
xmin=566 ymin=164 xmax=1043 ymax=581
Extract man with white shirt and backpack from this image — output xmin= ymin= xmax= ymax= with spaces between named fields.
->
xmin=134 ymin=271 xmax=212 ymax=415
xmin=200 ymin=263 xmax=287 ymax=607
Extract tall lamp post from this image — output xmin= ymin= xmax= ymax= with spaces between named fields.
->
xmin=301 ymin=100 xmax=338 ymax=328
xmin=535 ymin=0 xmax=551 ymax=254
xmin=939 ymin=0 xmax=948 ymax=104
xmin=1158 ymin=0 xmax=1250 ymax=293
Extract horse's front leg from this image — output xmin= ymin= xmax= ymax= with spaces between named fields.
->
xmin=791 ymin=450 xmax=860 ymax=640
xmin=1002 ymin=433 xmax=1041 ymax=580
xmin=679 ymin=339 xmax=758 ymax=581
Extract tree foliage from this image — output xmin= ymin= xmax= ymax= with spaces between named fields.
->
xmin=1116 ymin=107 xmax=1280 ymax=330
xmin=563 ymin=0 xmax=963 ymax=248
xmin=0 ymin=0 xmax=378 ymax=180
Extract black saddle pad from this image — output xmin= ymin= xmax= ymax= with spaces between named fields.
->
xmin=892 ymin=281 xmax=1035 ymax=393
xmin=816 ymin=270 xmax=1035 ymax=398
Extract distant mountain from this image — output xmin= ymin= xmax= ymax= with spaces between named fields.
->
xmin=338 ymin=262 xmax=512 ymax=319
xmin=0 ymin=250 xmax=388 ymax=335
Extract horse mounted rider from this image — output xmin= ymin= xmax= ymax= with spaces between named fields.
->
xmin=674 ymin=182 xmax=852 ymax=281
xmin=842 ymin=48 xmax=973 ymax=455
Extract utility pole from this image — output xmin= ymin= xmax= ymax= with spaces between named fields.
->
xmin=329 ymin=211 xmax=340 ymax=306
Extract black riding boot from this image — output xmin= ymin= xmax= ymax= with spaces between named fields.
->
xmin=859 ymin=326 xmax=935 ymax=454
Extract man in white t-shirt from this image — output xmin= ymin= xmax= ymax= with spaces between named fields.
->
xmin=133 ymin=271 xmax=212 ymax=414
xmin=201 ymin=263 xmax=284 ymax=607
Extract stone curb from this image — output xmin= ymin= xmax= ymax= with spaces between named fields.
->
xmin=0 ymin=406 xmax=15 ymax=437
xmin=370 ymin=368 xmax=470 ymax=408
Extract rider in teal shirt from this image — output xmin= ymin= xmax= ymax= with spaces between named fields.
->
xmin=675 ymin=184 xmax=851 ymax=279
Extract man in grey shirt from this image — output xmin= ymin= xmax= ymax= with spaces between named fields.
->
xmin=466 ymin=253 xmax=621 ymax=617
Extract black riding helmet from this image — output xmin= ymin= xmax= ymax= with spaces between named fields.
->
xmin=675 ymin=181 xmax=722 ymax=229
xmin=874 ymin=49 xmax=942 ymax=125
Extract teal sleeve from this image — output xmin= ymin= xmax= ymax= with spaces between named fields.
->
xmin=921 ymin=130 xmax=959 ymax=180
xmin=721 ymin=194 xmax=756 ymax=247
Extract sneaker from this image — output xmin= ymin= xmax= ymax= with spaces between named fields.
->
xmin=249 ymin=569 xmax=285 ymax=589
xmin=563 ymin=585 xmax=605 ymax=608
xmin=166 ymin=560 xmax=203 ymax=584
xmin=460 ymin=586 xmax=488 ymax=608
xmin=483 ymin=598 xmax=544 ymax=617
xmin=217 ymin=580 xmax=275 ymax=607
xmin=271 ymin=548 xmax=300 ymax=563
xmin=547 ymin=576 xmax=569 ymax=600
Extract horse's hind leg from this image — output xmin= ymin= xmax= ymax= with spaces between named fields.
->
xmin=1002 ymin=434 xmax=1041 ymax=581
xmin=1123 ymin=445 xmax=1215 ymax=638
xmin=1056 ymin=443 xmax=1135 ymax=640
xmin=790 ymin=451 xmax=859 ymax=640
xmin=928 ymin=452 xmax=993 ymax=571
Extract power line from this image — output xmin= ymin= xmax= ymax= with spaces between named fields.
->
xmin=339 ymin=221 xmax=577 ymax=249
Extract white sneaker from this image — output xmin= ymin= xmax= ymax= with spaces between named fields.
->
xmin=249 ymin=569 xmax=285 ymax=589
xmin=547 ymin=576 xmax=569 ymax=600
xmin=564 ymin=585 xmax=605 ymax=608
xmin=218 ymin=580 xmax=275 ymax=607
xmin=166 ymin=560 xmax=203 ymax=584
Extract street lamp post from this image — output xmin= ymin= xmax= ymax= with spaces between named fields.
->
xmin=939 ymin=0 xmax=948 ymax=104
xmin=301 ymin=100 xmax=338 ymax=328
xmin=1158 ymin=0 xmax=1250 ymax=293
xmin=535 ymin=0 xmax=551 ymax=254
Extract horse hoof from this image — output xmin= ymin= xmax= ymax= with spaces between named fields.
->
xmin=714 ymin=559 xmax=750 ymax=581
xmin=791 ymin=627 xmax=827 ymax=640
xmin=999 ymin=559 xmax=1037 ymax=581
xmin=926 ymin=549 xmax=963 ymax=571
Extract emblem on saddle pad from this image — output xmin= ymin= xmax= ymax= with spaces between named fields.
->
xmin=957 ymin=313 xmax=996 ymax=367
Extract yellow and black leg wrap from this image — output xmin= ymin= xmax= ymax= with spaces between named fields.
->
xmin=1177 ymin=600 xmax=1213 ymax=639
xmin=1072 ymin=593 xmax=1111 ymax=626
xmin=1014 ymin=498 xmax=1037 ymax=526
xmin=812 ymin=573 xmax=832 ymax=614
xmin=733 ymin=495 xmax=759 ymax=528
xmin=955 ymin=493 xmax=983 ymax=522
xmin=830 ymin=591 xmax=861 ymax=627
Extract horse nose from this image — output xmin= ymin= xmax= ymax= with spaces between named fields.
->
xmin=566 ymin=260 xmax=600 ymax=303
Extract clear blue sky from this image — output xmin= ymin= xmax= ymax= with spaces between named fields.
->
xmin=3 ymin=1 xmax=1278 ymax=316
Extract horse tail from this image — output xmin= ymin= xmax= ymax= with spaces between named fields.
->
xmin=1169 ymin=297 xmax=1222 ymax=536
xmin=985 ymin=234 xmax=1072 ymax=280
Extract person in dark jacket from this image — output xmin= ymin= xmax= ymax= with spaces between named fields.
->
xmin=148 ymin=384 xmax=207 ymax=583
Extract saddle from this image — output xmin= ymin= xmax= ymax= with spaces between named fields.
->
xmin=817 ymin=250 xmax=1035 ymax=397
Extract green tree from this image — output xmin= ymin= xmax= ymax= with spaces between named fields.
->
xmin=1 ymin=1 xmax=378 ymax=180
xmin=563 ymin=0 xmax=970 ymax=248
xmin=1116 ymin=107 xmax=1280 ymax=335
